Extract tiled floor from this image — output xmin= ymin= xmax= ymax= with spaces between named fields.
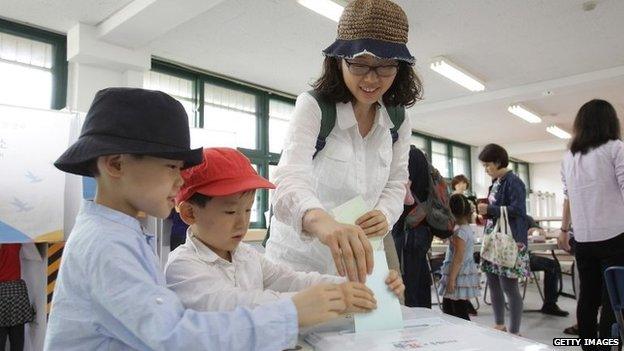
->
xmin=431 ymin=274 xmax=581 ymax=350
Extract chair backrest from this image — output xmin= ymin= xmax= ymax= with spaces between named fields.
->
xmin=604 ymin=266 xmax=624 ymax=339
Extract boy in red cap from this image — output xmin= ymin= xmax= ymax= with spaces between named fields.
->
xmin=165 ymin=147 xmax=404 ymax=312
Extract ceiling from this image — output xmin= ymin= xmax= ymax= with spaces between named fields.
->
xmin=1 ymin=0 xmax=623 ymax=163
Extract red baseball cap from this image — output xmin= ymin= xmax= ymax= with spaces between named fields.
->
xmin=176 ymin=147 xmax=275 ymax=203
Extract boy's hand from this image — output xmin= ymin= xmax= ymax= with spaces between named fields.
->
xmin=356 ymin=210 xmax=388 ymax=237
xmin=292 ymin=284 xmax=345 ymax=327
xmin=385 ymin=270 xmax=405 ymax=299
xmin=338 ymin=281 xmax=377 ymax=313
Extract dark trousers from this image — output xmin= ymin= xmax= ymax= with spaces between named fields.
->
xmin=0 ymin=324 xmax=25 ymax=351
xmin=575 ymin=232 xmax=624 ymax=351
xmin=393 ymin=224 xmax=433 ymax=308
xmin=442 ymin=298 xmax=470 ymax=320
xmin=529 ymin=254 xmax=561 ymax=305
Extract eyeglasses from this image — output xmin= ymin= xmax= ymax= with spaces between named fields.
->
xmin=344 ymin=59 xmax=399 ymax=77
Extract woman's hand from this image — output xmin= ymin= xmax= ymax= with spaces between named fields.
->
xmin=557 ymin=230 xmax=571 ymax=252
xmin=304 ymin=209 xmax=374 ymax=283
xmin=356 ymin=210 xmax=388 ymax=237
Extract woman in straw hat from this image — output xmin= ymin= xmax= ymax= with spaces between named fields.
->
xmin=266 ymin=0 xmax=422 ymax=284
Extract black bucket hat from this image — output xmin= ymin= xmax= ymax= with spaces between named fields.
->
xmin=54 ymin=87 xmax=203 ymax=177
xmin=323 ymin=0 xmax=415 ymax=64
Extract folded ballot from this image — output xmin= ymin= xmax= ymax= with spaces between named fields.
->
xmin=331 ymin=196 xmax=404 ymax=333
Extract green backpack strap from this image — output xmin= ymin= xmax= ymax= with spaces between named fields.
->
xmin=308 ymin=89 xmax=337 ymax=159
xmin=386 ymin=105 xmax=405 ymax=144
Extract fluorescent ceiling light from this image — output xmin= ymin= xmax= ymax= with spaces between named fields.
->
xmin=429 ymin=56 xmax=485 ymax=92
xmin=297 ymin=0 xmax=344 ymax=22
xmin=507 ymin=104 xmax=543 ymax=124
xmin=547 ymin=125 xmax=572 ymax=139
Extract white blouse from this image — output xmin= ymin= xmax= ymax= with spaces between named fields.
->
xmin=164 ymin=230 xmax=343 ymax=312
xmin=561 ymin=139 xmax=624 ymax=242
xmin=265 ymin=92 xmax=410 ymax=274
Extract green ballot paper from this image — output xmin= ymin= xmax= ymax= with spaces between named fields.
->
xmin=330 ymin=196 xmax=404 ymax=332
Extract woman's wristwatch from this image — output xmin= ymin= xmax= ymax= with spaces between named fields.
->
xmin=560 ymin=228 xmax=570 ymax=233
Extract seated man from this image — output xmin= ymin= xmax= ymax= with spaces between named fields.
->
xmin=527 ymin=215 xmax=569 ymax=317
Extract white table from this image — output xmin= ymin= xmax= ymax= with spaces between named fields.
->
xmin=294 ymin=306 xmax=554 ymax=350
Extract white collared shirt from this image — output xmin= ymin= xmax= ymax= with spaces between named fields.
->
xmin=45 ymin=201 xmax=298 ymax=351
xmin=561 ymin=139 xmax=624 ymax=242
xmin=265 ymin=92 xmax=410 ymax=274
xmin=164 ymin=229 xmax=344 ymax=312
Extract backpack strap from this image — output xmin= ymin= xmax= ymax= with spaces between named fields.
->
xmin=308 ymin=90 xmax=337 ymax=159
xmin=386 ymin=105 xmax=405 ymax=144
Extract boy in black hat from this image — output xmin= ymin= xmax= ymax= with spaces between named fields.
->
xmin=45 ymin=88 xmax=349 ymax=351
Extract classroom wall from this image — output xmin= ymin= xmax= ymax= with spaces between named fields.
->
xmin=529 ymin=161 xmax=565 ymax=216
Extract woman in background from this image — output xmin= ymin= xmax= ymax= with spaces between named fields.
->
xmin=477 ymin=144 xmax=528 ymax=335
xmin=559 ymin=99 xmax=624 ymax=350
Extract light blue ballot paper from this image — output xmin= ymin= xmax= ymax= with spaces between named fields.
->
xmin=331 ymin=196 xmax=383 ymax=250
xmin=331 ymin=195 xmax=369 ymax=226
xmin=353 ymin=250 xmax=404 ymax=332
xmin=330 ymin=196 xmax=404 ymax=332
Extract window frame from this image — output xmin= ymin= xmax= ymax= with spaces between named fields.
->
xmin=509 ymin=158 xmax=531 ymax=192
xmin=151 ymin=59 xmax=295 ymax=228
xmin=0 ymin=18 xmax=67 ymax=109
xmin=411 ymin=131 xmax=472 ymax=188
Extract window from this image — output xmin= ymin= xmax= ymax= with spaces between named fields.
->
xmin=412 ymin=132 xmax=472 ymax=184
xmin=452 ymin=146 xmax=470 ymax=178
xmin=0 ymin=19 xmax=67 ymax=109
xmin=269 ymin=99 xmax=294 ymax=153
xmin=148 ymin=60 xmax=295 ymax=228
xmin=510 ymin=160 xmax=531 ymax=191
xmin=410 ymin=134 xmax=427 ymax=153
xmin=203 ymin=83 xmax=257 ymax=150
xmin=249 ymin=164 xmax=261 ymax=223
xmin=431 ymin=141 xmax=450 ymax=178
xmin=144 ymin=71 xmax=195 ymax=127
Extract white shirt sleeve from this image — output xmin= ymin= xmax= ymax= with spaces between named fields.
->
xmin=260 ymin=252 xmax=345 ymax=293
xmin=612 ymin=140 xmax=624 ymax=200
xmin=374 ymin=113 xmax=411 ymax=228
xmin=88 ymin=240 xmax=298 ymax=350
xmin=166 ymin=255 xmax=286 ymax=311
xmin=271 ymin=93 xmax=325 ymax=237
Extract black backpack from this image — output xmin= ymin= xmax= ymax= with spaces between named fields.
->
xmin=403 ymin=161 xmax=454 ymax=239
xmin=424 ymin=166 xmax=455 ymax=239
xmin=262 ymin=90 xmax=406 ymax=247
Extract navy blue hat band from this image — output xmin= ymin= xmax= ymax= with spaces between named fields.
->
xmin=323 ymin=38 xmax=415 ymax=65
